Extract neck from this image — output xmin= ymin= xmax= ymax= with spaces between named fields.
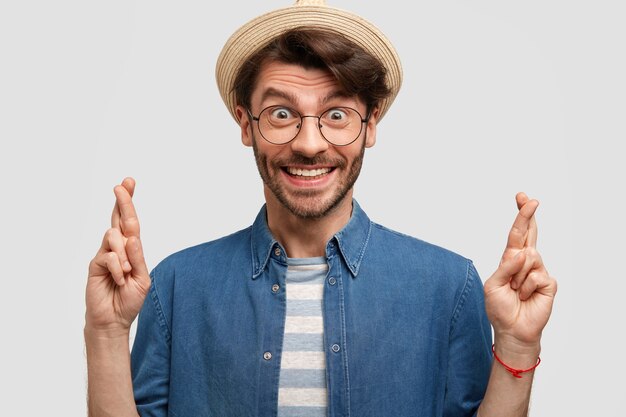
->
xmin=264 ymin=189 xmax=354 ymax=258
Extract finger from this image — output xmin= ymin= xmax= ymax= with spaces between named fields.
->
xmin=516 ymin=192 xmax=539 ymax=248
xmin=538 ymin=275 xmax=558 ymax=298
xmin=516 ymin=192 xmax=529 ymax=209
xmin=527 ymin=211 xmax=538 ymax=248
xmin=111 ymin=177 xmax=136 ymax=229
xmin=506 ymin=198 xmax=539 ymax=250
xmin=486 ymin=250 xmax=526 ymax=288
xmin=90 ymin=252 xmax=126 ymax=286
xmin=122 ymin=177 xmax=136 ymax=197
xmin=510 ymin=247 xmax=543 ymax=290
xmin=518 ymin=270 xmax=553 ymax=301
xmin=126 ymin=236 xmax=150 ymax=283
xmin=99 ymin=228 xmax=132 ymax=273
xmin=111 ymin=200 xmax=120 ymax=230
xmin=114 ymin=183 xmax=141 ymax=238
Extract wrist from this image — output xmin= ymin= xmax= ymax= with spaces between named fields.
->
xmin=84 ymin=324 xmax=131 ymax=341
xmin=493 ymin=336 xmax=541 ymax=369
xmin=84 ymin=326 xmax=132 ymax=366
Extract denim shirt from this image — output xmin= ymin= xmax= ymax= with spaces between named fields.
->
xmin=131 ymin=201 xmax=493 ymax=417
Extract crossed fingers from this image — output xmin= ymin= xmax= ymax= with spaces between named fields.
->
xmin=111 ymin=177 xmax=139 ymax=238
xmin=501 ymin=192 xmax=552 ymax=300
xmin=91 ymin=177 xmax=147 ymax=286
xmin=506 ymin=192 xmax=538 ymax=251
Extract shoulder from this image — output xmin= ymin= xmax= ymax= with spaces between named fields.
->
xmin=150 ymin=226 xmax=252 ymax=283
xmin=363 ymin=221 xmax=480 ymax=300
xmin=355 ymin=220 xmax=484 ymax=319
xmin=369 ymin=221 xmax=471 ymax=270
xmin=142 ymin=226 xmax=254 ymax=325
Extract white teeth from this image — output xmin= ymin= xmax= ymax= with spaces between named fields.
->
xmin=287 ymin=167 xmax=331 ymax=177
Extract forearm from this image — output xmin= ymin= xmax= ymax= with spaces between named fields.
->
xmin=85 ymin=327 xmax=140 ymax=417
xmin=477 ymin=341 xmax=540 ymax=417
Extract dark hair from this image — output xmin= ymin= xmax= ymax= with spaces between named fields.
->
xmin=233 ymin=28 xmax=391 ymax=114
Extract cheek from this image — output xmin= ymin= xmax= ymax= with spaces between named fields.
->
xmin=343 ymin=143 xmax=366 ymax=164
xmin=252 ymin=138 xmax=280 ymax=171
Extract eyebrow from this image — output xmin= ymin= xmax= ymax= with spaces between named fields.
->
xmin=258 ymin=87 xmax=355 ymax=108
xmin=320 ymin=91 xmax=354 ymax=106
xmin=259 ymin=88 xmax=300 ymax=106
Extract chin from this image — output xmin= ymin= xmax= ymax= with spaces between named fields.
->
xmin=274 ymin=190 xmax=349 ymax=220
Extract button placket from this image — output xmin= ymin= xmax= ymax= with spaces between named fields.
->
xmin=322 ymin=257 xmax=349 ymax=414
xmin=256 ymin=255 xmax=287 ymax=414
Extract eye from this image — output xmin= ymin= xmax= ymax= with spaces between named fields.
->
xmin=269 ymin=107 xmax=296 ymax=120
xmin=327 ymin=108 xmax=347 ymax=121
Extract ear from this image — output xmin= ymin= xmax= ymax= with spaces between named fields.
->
xmin=236 ymin=105 xmax=253 ymax=147
xmin=364 ymin=107 xmax=379 ymax=148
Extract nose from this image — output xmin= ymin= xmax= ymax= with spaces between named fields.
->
xmin=289 ymin=116 xmax=329 ymax=157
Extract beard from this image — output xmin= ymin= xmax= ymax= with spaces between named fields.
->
xmin=251 ymin=133 xmax=365 ymax=219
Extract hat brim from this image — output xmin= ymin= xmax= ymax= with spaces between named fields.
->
xmin=216 ymin=5 xmax=402 ymax=124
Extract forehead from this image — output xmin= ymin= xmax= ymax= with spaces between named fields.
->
xmin=251 ymin=61 xmax=357 ymax=108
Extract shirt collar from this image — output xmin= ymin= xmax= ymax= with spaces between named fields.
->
xmin=250 ymin=199 xmax=372 ymax=279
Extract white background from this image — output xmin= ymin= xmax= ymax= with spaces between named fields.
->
xmin=1 ymin=0 xmax=624 ymax=415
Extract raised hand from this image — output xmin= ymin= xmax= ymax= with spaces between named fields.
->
xmin=483 ymin=193 xmax=558 ymax=349
xmin=85 ymin=177 xmax=151 ymax=334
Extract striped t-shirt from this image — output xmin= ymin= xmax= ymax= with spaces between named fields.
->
xmin=278 ymin=256 xmax=328 ymax=417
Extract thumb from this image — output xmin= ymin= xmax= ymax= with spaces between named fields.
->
xmin=126 ymin=236 xmax=150 ymax=285
xmin=487 ymin=251 xmax=526 ymax=288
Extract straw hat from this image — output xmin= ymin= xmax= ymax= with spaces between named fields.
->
xmin=215 ymin=0 xmax=402 ymax=124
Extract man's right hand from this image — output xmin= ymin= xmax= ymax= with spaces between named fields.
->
xmin=85 ymin=177 xmax=151 ymax=335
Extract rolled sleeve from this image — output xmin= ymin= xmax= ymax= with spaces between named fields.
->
xmin=443 ymin=260 xmax=493 ymax=417
xmin=131 ymin=268 xmax=172 ymax=417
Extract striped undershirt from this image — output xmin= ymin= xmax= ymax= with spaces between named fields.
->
xmin=278 ymin=256 xmax=328 ymax=417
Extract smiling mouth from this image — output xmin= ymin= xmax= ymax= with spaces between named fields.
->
xmin=283 ymin=167 xmax=334 ymax=178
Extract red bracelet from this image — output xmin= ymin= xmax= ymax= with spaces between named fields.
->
xmin=492 ymin=344 xmax=541 ymax=378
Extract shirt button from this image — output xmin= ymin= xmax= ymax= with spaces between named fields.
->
xmin=331 ymin=344 xmax=341 ymax=353
xmin=263 ymin=351 xmax=272 ymax=360
xmin=274 ymin=247 xmax=281 ymax=257
xmin=272 ymin=284 xmax=280 ymax=293
xmin=328 ymin=277 xmax=336 ymax=286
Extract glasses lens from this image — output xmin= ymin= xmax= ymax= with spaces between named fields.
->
xmin=319 ymin=107 xmax=364 ymax=145
xmin=258 ymin=106 xmax=301 ymax=144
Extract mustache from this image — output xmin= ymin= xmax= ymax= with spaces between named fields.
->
xmin=272 ymin=154 xmax=346 ymax=167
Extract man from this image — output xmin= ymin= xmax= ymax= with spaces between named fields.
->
xmin=85 ymin=1 xmax=557 ymax=416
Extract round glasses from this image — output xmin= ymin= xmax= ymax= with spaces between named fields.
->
xmin=247 ymin=105 xmax=369 ymax=146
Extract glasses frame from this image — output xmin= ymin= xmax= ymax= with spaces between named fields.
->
xmin=247 ymin=105 xmax=370 ymax=147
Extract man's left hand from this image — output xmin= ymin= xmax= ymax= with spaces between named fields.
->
xmin=484 ymin=193 xmax=558 ymax=355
